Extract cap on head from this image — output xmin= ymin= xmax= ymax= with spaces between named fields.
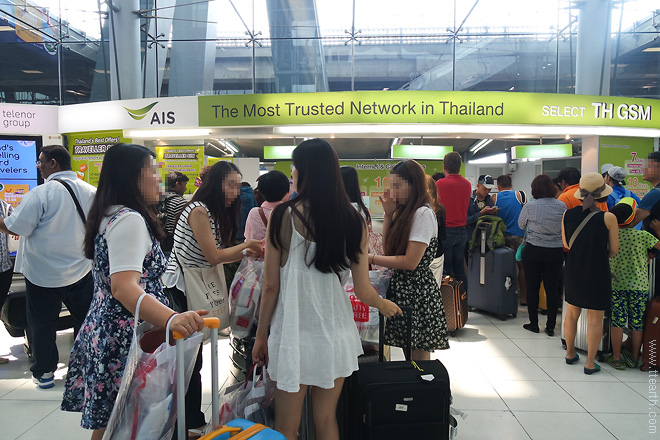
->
xmin=610 ymin=197 xmax=637 ymax=226
xmin=607 ymin=166 xmax=627 ymax=185
xmin=477 ymin=174 xmax=495 ymax=189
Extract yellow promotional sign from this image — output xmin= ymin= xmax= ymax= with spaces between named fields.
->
xmin=156 ymin=146 xmax=204 ymax=195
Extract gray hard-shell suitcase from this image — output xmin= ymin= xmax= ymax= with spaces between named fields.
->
xmin=467 ymin=223 xmax=518 ymax=320
xmin=560 ymin=298 xmax=611 ymax=362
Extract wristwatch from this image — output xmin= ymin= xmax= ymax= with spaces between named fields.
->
xmin=242 ymin=248 xmax=248 ymax=257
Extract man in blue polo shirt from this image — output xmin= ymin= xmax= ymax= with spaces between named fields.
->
xmin=634 ymin=151 xmax=660 ymax=225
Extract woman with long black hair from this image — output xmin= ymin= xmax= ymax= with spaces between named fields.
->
xmin=162 ymin=160 xmax=262 ymax=437
xmin=368 ymin=160 xmax=449 ymax=361
xmin=62 ymin=144 xmax=206 ymax=440
xmin=253 ymin=139 xmax=400 ymax=440
xmin=340 ymin=165 xmax=371 ymax=224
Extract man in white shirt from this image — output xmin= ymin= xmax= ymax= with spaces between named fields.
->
xmin=0 ymin=145 xmax=96 ymax=389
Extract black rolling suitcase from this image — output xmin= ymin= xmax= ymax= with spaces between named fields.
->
xmin=341 ymin=306 xmax=453 ymax=440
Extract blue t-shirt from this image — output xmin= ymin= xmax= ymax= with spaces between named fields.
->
xmin=639 ymin=186 xmax=660 ymax=211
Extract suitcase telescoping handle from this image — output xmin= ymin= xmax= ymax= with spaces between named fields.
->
xmin=378 ymin=305 xmax=413 ymax=362
xmin=173 ymin=317 xmax=221 ymax=440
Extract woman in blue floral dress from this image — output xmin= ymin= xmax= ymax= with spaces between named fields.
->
xmin=61 ymin=144 xmax=206 ymax=440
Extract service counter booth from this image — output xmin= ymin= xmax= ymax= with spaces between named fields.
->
xmin=0 ymin=90 xmax=658 ymax=214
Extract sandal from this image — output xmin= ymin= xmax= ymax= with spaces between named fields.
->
xmin=620 ymin=349 xmax=638 ymax=369
xmin=606 ymin=355 xmax=626 ymax=370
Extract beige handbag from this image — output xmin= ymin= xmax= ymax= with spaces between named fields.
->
xmin=180 ymin=262 xmax=230 ymax=338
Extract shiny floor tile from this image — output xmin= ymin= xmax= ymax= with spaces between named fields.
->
xmin=514 ymin=411 xmax=617 ymax=440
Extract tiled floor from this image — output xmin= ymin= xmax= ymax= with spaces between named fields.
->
xmin=0 ymin=307 xmax=656 ymax=439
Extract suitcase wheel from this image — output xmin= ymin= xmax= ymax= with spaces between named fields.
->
xmin=596 ymin=351 xmax=605 ymax=363
xmin=512 ymin=313 xmax=517 ymax=319
xmin=449 ymin=330 xmax=456 ymax=337
xmin=561 ymin=338 xmax=567 ymax=350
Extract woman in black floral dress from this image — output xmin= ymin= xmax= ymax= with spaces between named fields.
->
xmin=368 ymin=160 xmax=449 ymax=361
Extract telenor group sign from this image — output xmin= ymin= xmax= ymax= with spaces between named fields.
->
xmin=198 ymin=91 xmax=658 ymax=129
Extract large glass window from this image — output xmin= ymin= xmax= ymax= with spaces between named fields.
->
xmin=0 ymin=0 xmax=658 ymax=104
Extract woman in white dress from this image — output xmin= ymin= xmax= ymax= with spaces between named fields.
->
xmin=253 ymin=139 xmax=401 ymax=440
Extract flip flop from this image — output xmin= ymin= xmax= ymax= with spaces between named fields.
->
xmin=620 ymin=349 xmax=638 ymax=369
xmin=606 ymin=355 xmax=626 ymax=370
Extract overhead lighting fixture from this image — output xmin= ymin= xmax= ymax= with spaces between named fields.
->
xmin=565 ymin=134 xmax=571 ymax=140
xmin=126 ymin=129 xmax=211 ymax=138
xmin=468 ymin=153 xmax=507 ymax=164
xmin=22 ymin=70 xmax=43 ymax=74
xmin=273 ymin=124 xmax=660 ymax=139
xmin=218 ymin=139 xmax=238 ymax=153
xmin=642 ymin=47 xmax=660 ymax=52
xmin=469 ymin=139 xmax=493 ymax=154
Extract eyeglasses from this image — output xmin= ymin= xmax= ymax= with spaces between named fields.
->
xmin=35 ymin=160 xmax=45 ymax=165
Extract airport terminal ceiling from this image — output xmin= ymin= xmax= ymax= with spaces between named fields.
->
xmin=0 ymin=0 xmax=659 ymax=104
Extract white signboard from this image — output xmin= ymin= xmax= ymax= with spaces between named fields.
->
xmin=59 ymin=96 xmax=199 ymax=133
xmin=0 ymin=104 xmax=58 ymax=134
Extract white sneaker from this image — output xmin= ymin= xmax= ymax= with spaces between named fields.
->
xmin=32 ymin=371 xmax=55 ymax=389
xmin=219 ymin=327 xmax=231 ymax=337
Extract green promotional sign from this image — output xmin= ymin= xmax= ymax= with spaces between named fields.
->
xmin=512 ymin=144 xmax=572 ymax=159
xmin=264 ymin=146 xmax=296 ymax=160
xmin=391 ymin=145 xmax=452 ymax=159
xmin=199 ymin=91 xmax=659 ymax=129
xmin=599 ymin=136 xmax=655 ymax=200
xmin=274 ymin=159 xmax=453 ymax=217
xmin=156 ymin=146 xmax=204 ymax=195
xmin=67 ymin=130 xmax=130 ymax=186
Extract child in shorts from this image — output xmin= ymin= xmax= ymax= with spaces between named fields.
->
xmin=608 ymin=197 xmax=660 ymax=369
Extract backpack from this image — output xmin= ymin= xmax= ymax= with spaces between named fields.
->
xmin=609 ymin=187 xmax=633 ymax=206
xmin=468 ymin=215 xmax=507 ymax=253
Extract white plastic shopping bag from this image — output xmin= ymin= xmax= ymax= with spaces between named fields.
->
xmin=103 ymin=294 xmax=202 ymax=440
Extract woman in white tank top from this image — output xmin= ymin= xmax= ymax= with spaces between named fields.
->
xmin=253 ymin=139 xmax=401 ymax=440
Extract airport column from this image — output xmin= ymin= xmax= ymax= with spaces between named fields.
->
xmin=108 ymin=0 xmax=142 ymax=100
xmin=575 ymin=0 xmax=613 ymax=96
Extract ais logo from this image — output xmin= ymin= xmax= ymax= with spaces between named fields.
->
xmin=124 ymin=102 xmax=175 ymax=125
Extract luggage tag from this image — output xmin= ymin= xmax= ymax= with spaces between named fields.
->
xmin=411 ymin=360 xmax=435 ymax=382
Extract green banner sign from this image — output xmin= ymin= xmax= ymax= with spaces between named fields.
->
xmin=199 ymin=91 xmax=659 ymax=129
xmin=274 ymin=159 xmax=455 ymax=217
xmin=67 ymin=130 xmax=130 ymax=186
xmin=512 ymin=144 xmax=573 ymax=159
xmin=391 ymin=145 xmax=452 ymax=159
xmin=599 ymin=136 xmax=655 ymax=200
xmin=264 ymin=146 xmax=296 ymax=160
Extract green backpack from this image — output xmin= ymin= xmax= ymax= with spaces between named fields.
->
xmin=468 ymin=215 xmax=507 ymax=253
